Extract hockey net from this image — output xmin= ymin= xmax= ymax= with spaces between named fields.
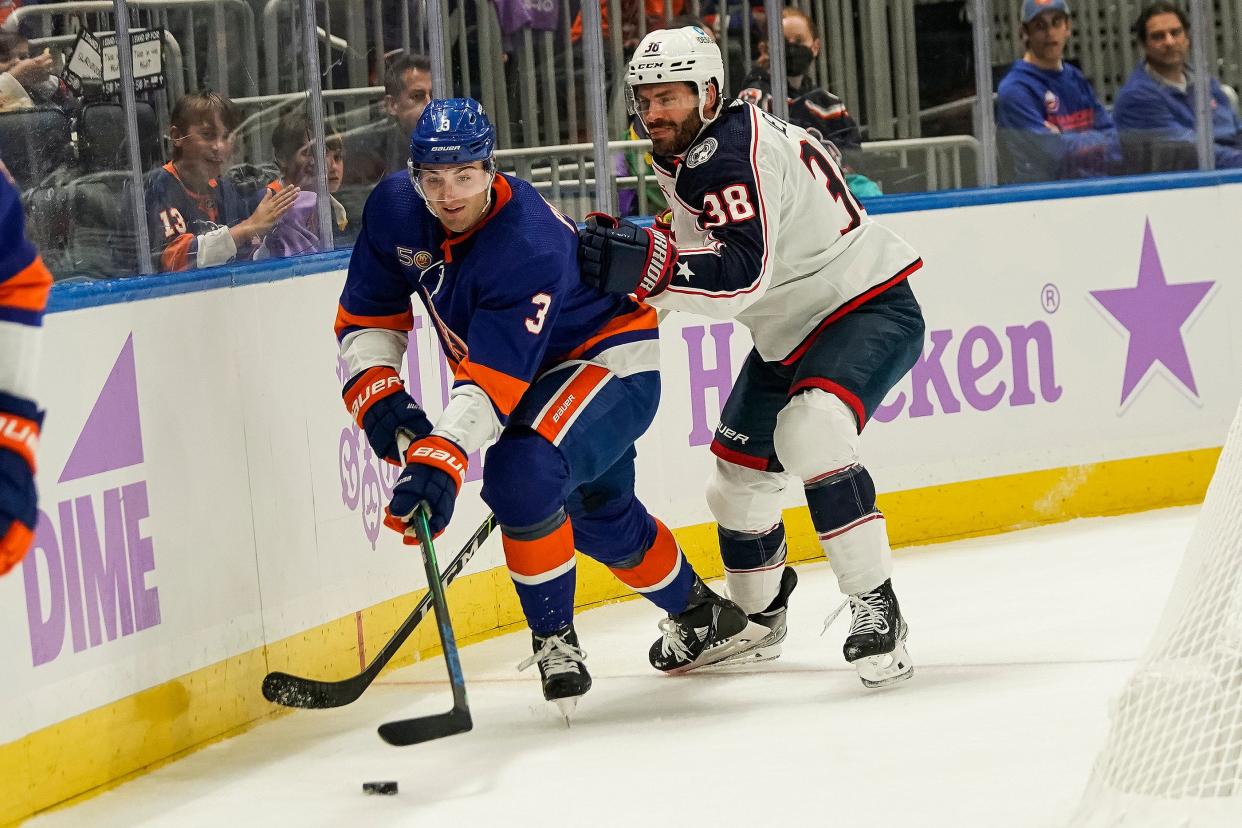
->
xmin=1073 ymin=395 xmax=1242 ymax=827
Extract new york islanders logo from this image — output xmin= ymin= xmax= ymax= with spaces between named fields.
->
xmin=1044 ymin=90 xmax=1060 ymax=114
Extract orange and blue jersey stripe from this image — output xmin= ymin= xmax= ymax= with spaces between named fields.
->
xmin=0 ymin=175 xmax=52 ymax=407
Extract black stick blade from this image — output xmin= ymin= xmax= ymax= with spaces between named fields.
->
xmin=262 ymin=671 xmax=365 ymax=709
xmin=377 ymin=708 xmax=473 ymax=746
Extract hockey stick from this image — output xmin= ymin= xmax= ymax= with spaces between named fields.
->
xmin=261 ymin=511 xmax=497 ymax=709
xmin=377 ymin=504 xmax=473 ymax=746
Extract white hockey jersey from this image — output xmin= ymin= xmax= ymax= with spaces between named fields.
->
xmin=648 ymin=99 xmax=922 ymax=363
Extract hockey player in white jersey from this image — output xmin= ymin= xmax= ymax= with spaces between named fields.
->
xmin=578 ymin=26 xmax=926 ymax=688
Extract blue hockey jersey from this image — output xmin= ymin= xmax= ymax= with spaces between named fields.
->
xmin=0 ymin=173 xmax=51 ymax=413
xmin=335 ymin=171 xmax=657 ymax=450
xmin=997 ymin=60 xmax=1121 ymax=182
xmin=144 ymin=162 xmax=261 ymax=272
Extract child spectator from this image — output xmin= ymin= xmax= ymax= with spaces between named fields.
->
xmin=145 ymin=91 xmax=298 ymax=272
xmin=257 ymin=107 xmax=351 ymax=257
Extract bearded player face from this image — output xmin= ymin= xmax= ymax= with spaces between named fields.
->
xmin=633 ymin=82 xmax=709 ymax=158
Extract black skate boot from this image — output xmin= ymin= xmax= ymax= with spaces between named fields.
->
xmin=649 ymin=578 xmax=769 ymax=674
xmin=826 ymin=579 xmax=912 ymax=688
xmin=517 ymin=624 xmax=591 ymax=719
xmin=716 ymin=566 xmax=800 ymax=667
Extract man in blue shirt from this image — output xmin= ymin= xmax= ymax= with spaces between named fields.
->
xmin=996 ymin=0 xmax=1121 ymax=183
xmin=1113 ymin=1 xmax=1242 ymax=171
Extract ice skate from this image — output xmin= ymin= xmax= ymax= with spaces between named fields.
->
xmin=650 ymin=578 xmax=770 ymax=674
xmin=825 ymin=579 xmax=913 ymax=688
xmin=716 ymin=566 xmax=799 ymax=666
xmin=517 ymin=624 xmax=591 ymax=721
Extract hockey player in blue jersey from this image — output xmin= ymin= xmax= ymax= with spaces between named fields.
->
xmin=0 ymin=169 xmax=52 ymax=577
xmin=335 ymin=98 xmax=765 ymax=714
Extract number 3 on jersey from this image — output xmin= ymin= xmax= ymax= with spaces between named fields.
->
xmin=799 ymin=141 xmax=862 ymax=236
xmin=525 ymin=292 xmax=552 ymax=334
xmin=701 ymin=184 xmax=756 ymax=229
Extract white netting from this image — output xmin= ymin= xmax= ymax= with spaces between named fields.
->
xmin=1073 ymin=396 xmax=1242 ymax=827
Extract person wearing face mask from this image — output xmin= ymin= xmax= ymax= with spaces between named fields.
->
xmin=736 ymin=8 xmax=861 ymax=153
xmin=736 ymin=8 xmax=879 ymax=195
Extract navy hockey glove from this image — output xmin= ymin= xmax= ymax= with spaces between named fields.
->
xmin=0 ymin=394 xmax=42 ymax=576
xmin=578 ymin=213 xmax=677 ymax=301
xmin=343 ymin=366 xmax=433 ymax=466
xmin=383 ymin=436 xmax=468 ymax=544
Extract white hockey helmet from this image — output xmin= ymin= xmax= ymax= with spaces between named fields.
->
xmin=626 ymin=26 xmax=725 ymax=124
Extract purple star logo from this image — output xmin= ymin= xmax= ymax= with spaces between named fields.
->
xmin=1090 ymin=219 xmax=1214 ymax=406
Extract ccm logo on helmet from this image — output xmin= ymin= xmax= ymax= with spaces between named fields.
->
xmin=349 ymin=374 xmax=403 ymax=420
xmin=412 ymin=445 xmax=468 ymax=486
xmin=641 ymin=231 xmax=670 ymax=294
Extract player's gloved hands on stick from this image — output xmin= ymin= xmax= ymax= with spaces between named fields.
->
xmin=0 ymin=396 xmax=43 ymax=576
xmin=578 ymin=212 xmax=677 ymax=301
xmin=383 ymin=436 xmax=468 ymax=544
xmin=343 ymin=366 xmax=434 ymax=465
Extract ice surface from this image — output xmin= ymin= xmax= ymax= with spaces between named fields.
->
xmin=29 ymin=507 xmax=1196 ymax=827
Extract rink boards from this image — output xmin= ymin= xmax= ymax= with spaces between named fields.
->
xmin=3 ymin=173 xmax=1241 ymax=822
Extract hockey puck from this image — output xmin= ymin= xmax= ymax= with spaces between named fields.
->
xmin=363 ymin=781 xmax=398 ymax=795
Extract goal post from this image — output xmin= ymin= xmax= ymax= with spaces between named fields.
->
xmin=1072 ymin=396 xmax=1242 ymax=827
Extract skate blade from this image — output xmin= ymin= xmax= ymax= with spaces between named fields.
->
xmin=854 ymin=641 xmax=913 ymax=689
xmin=709 ymin=626 xmax=787 ymax=668
xmin=553 ymin=696 xmax=578 ymax=725
xmin=671 ymin=620 xmax=772 ymax=675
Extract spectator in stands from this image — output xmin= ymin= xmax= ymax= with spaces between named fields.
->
xmin=146 ymin=91 xmax=298 ymax=272
xmin=1113 ymin=1 xmax=1242 ymax=170
xmin=256 ymin=108 xmax=352 ymax=257
xmin=572 ymin=0 xmax=687 ymax=50
xmin=344 ymin=52 xmax=432 ymax=189
xmin=0 ymin=32 xmax=52 ymax=112
xmin=736 ymin=7 xmax=881 ymax=196
xmin=996 ymin=0 xmax=1121 ymax=183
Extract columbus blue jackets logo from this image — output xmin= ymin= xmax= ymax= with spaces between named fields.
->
xmin=686 ymin=138 xmax=718 ymax=168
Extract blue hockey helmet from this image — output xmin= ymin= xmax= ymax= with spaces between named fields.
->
xmin=408 ymin=98 xmax=496 ymax=167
